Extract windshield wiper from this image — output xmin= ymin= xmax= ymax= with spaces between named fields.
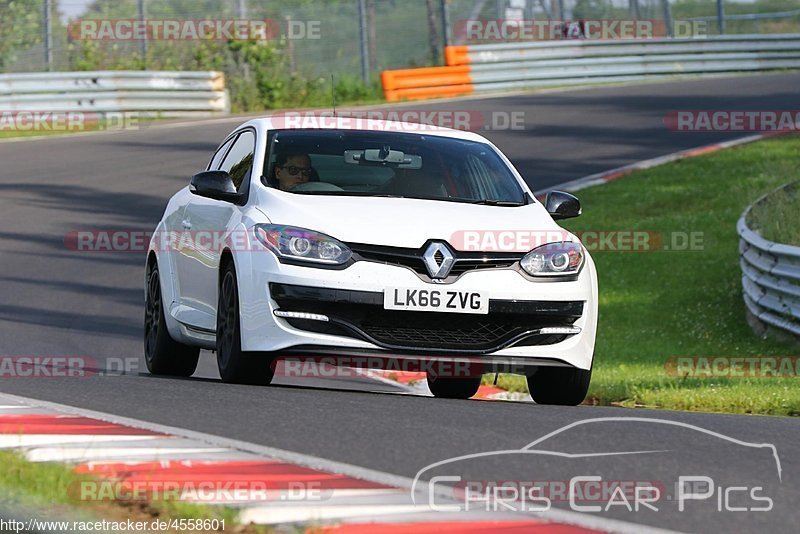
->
xmin=290 ymin=191 xmax=405 ymax=198
xmin=469 ymin=199 xmax=525 ymax=206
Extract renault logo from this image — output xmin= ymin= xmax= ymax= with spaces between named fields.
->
xmin=422 ymin=242 xmax=455 ymax=279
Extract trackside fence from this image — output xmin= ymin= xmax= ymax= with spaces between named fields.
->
xmin=0 ymin=71 xmax=229 ymax=116
xmin=738 ymin=181 xmax=800 ymax=340
xmin=381 ymin=34 xmax=800 ymax=101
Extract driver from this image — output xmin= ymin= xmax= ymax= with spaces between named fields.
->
xmin=273 ymin=153 xmax=313 ymax=191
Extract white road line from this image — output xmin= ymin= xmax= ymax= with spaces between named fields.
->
xmin=0 ymin=434 xmax=157 ymax=448
xmin=182 ymin=488 xmax=404 ymax=506
xmin=25 ymin=445 xmax=230 ymax=462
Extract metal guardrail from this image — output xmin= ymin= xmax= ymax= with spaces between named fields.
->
xmin=691 ymin=8 xmax=800 ymax=23
xmin=738 ymin=182 xmax=800 ymax=338
xmin=381 ymin=34 xmax=800 ymax=101
xmin=0 ymin=71 xmax=229 ymax=116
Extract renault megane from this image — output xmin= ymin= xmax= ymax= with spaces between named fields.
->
xmin=144 ymin=117 xmax=598 ymax=405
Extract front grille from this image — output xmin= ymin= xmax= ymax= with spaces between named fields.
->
xmin=349 ymin=242 xmax=520 ymax=279
xmin=359 ymin=316 xmax=521 ymax=348
xmin=271 ymin=283 xmax=583 ymax=353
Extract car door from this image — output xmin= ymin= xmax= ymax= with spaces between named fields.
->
xmin=174 ymin=130 xmax=256 ymax=331
xmin=168 ymin=135 xmax=234 ymax=320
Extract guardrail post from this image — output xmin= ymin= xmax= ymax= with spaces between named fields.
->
xmin=368 ymin=0 xmax=377 ymax=72
xmin=661 ymin=0 xmax=674 ymax=37
xmin=717 ymin=0 xmax=726 ymax=34
xmin=43 ymin=0 xmax=52 ymax=71
xmin=557 ymin=0 xmax=565 ymax=20
xmin=440 ymin=0 xmax=451 ymax=48
xmin=137 ymin=0 xmax=147 ymax=63
xmin=358 ymin=0 xmax=370 ymax=83
xmin=630 ymin=0 xmax=642 ymax=20
xmin=285 ymin=15 xmax=296 ymax=75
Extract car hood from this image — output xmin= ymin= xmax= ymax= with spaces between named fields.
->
xmin=254 ymin=189 xmax=572 ymax=251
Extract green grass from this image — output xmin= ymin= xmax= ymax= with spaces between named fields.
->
xmin=0 ymin=449 xmax=263 ymax=532
xmin=747 ymin=182 xmax=800 ymax=246
xmin=484 ymin=134 xmax=800 ymax=416
xmin=0 ymin=129 xmax=77 ymax=139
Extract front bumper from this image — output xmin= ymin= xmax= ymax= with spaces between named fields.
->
xmin=270 ymin=283 xmax=583 ymax=354
xmin=235 ymin=251 xmax=598 ymax=370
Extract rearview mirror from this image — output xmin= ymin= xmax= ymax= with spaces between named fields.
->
xmin=190 ymin=171 xmax=243 ymax=204
xmin=545 ymin=191 xmax=581 ymax=220
xmin=344 ymin=149 xmax=422 ymax=169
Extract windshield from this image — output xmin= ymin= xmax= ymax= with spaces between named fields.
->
xmin=263 ymin=129 xmax=527 ymax=205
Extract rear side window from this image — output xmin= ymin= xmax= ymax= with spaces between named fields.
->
xmin=219 ymin=131 xmax=256 ymax=192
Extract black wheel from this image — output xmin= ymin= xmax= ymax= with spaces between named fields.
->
xmin=527 ymin=366 xmax=592 ymax=406
xmin=144 ymin=262 xmax=200 ymax=377
xmin=426 ymin=371 xmax=481 ymax=399
xmin=216 ymin=262 xmax=275 ymax=385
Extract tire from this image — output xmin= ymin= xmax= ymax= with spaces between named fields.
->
xmin=216 ymin=262 xmax=275 ymax=385
xmin=426 ymin=371 xmax=482 ymax=400
xmin=527 ymin=366 xmax=592 ymax=406
xmin=144 ymin=262 xmax=200 ymax=377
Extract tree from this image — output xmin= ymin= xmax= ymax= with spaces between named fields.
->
xmin=0 ymin=0 xmax=46 ymax=70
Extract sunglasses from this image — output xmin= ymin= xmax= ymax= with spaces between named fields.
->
xmin=279 ymin=165 xmax=312 ymax=176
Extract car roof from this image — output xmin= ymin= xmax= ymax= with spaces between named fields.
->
xmin=235 ymin=115 xmax=493 ymax=144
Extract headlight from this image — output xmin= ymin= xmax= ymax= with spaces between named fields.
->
xmin=520 ymin=241 xmax=583 ymax=277
xmin=254 ymin=224 xmax=352 ymax=265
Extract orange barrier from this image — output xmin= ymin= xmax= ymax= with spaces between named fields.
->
xmin=380 ymin=65 xmax=473 ymax=102
xmin=444 ymin=45 xmax=470 ymax=66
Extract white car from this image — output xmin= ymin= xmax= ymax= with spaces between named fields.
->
xmin=144 ymin=117 xmax=598 ymax=405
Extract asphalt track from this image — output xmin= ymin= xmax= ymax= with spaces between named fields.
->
xmin=1 ymin=73 xmax=799 ymax=533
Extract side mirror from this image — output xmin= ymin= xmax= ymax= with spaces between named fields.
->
xmin=545 ymin=191 xmax=581 ymax=220
xmin=190 ymin=171 xmax=243 ymax=204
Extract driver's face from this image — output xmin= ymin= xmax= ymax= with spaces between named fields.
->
xmin=276 ymin=155 xmax=312 ymax=191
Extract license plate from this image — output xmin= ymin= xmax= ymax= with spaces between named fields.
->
xmin=384 ymin=288 xmax=488 ymax=314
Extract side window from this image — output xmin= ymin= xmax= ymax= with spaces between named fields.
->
xmin=208 ymin=136 xmax=235 ymax=170
xmin=219 ymin=131 xmax=255 ymax=192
